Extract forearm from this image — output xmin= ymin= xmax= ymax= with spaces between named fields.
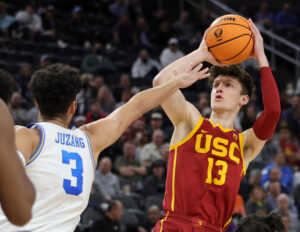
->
xmin=153 ymin=49 xmax=204 ymax=86
xmin=132 ymin=166 xmax=147 ymax=175
xmin=132 ymin=77 xmax=181 ymax=116
xmin=253 ymin=67 xmax=281 ymax=140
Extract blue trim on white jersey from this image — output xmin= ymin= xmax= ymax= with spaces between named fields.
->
xmin=26 ymin=123 xmax=46 ymax=166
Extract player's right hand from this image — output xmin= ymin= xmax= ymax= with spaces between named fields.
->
xmin=173 ymin=63 xmax=210 ymax=89
xmin=198 ymin=29 xmax=227 ymax=67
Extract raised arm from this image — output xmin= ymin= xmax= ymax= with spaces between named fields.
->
xmin=153 ymin=31 xmax=224 ymax=128
xmin=81 ymin=64 xmax=210 ymax=158
xmin=0 ymin=100 xmax=35 ymax=226
xmin=243 ymin=19 xmax=281 ymax=167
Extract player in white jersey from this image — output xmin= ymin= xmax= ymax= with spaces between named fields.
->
xmin=0 ymin=70 xmax=35 ymax=226
xmin=0 ymin=62 xmax=211 ymax=231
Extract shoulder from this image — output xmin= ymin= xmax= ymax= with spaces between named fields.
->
xmin=15 ymin=125 xmax=41 ymax=162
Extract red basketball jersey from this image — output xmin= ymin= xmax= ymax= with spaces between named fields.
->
xmin=163 ymin=117 xmax=246 ymax=229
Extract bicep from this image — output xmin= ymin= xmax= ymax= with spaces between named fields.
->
xmin=243 ymin=128 xmax=266 ymax=167
xmin=161 ymin=90 xmax=200 ymax=127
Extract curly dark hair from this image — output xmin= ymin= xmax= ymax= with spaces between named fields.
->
xmin=235 ymin=213 xmax=285 ymax=232
xmin=29 ymin=63 xmax=81 ymax=118
xmin=0 ymin=69 xmax=15 ymax=103
xmin=209 ymin=65 xmax=255 ymax=98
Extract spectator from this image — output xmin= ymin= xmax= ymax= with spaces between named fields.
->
xmin=160 ymin=37 xmax=184 ymax=68
xmin=109 ymin=0 xmax=128 ymax=19
xmin=266 ymin=181 xmax=282 ymax=212
xmin=67 ymin=6 xmax=88 ymax=45
xmin=172 ymin=10 xmax=195 ymax=42
xmin=15 ymin=64 xmax=32 ymax=106
xmin=143 ymin=205 xmax=162 ymax=231
xmin=255 ymin=2 xmax=273 ymax=29
xmin=112 ymin=73 xmax=131 ymax=102
xmin=262 ymin=167 xmax=289 ymax=194
xmin=90 ymin=200 xmax=123 ymax=232
xmin=85 ymin=100 xmax=107 ymax=123
xmin=140 ymin=129 xmax=164 ymax=167
xmin=241 ymin=104 xmax=257 ymax=131
xmin=145 ymin=112 xmax=163 ymax=136
xmin=280 ymin=212 xmax=292 ymax=232
xmin=142 ymin=159 xmax=166 ymax=198
xmin=41 ymin=5 xmax=56 ymax=38
xmin=245 ymin=186 xmax=268 ymax=215
xmin=261 ymin=151 xmax=293 ymax=194
xmin=9 ymin=92 xmax=29 ymax=125
xmin=97 ymin=86 xmax=116 ymax=114
xmin=15 ymin=4 xmax=42 ymax=39
xmin=114 ymin=89 xmax=133 ymax=109
xmin=275 ymin=3 xmax=298 ymax=30
xmin=196 ymin=8 xmax=213 ymax=34
xmin=90 ymin=75 xmax=105 ymax=98
xmin=131 ymin=49 xmax=161 ymax=79
xmin=93 ymin=157 xmax=122 ymax=200
xmin=239 ymin=169 xmax=262 ymax=202
xmin=150 ymin=20 xmax=172 ymax=48
xmin=115 ymin=141 xmax=146 ymax=188
xmin=113 ymin=14 xmax=138 ymax=48
xmin=275 ymin=194 xmax=299 ymax=232
xmin=255 ymin=134 xmax=281 ymax=165
xmin=81 ymin=42 xmax=116 ymax=75
xmin=136 ymin=16 xmax=153 ymax=48
xmin=0 ymin=2 xmax=16 ymax=37
xmin=76 ymin=73 xmax=94 ymax=115
xmin=278 ymin=127 xmax=300 ymax=168
xmin=282 ymin=103 xmax=300 ymax=143
xmin=160 ymin=143 xmax=169 ymax=171
xmin=39 ymin=55 xmax=52 ymax=68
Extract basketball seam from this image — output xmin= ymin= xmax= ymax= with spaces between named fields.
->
xmin=217 ymin=34 xmax=253 ymax=62
xmin=207 ymin=23 xmax=252 ymax=33
xmin=208 ymin=34 xmax=251 ymax=50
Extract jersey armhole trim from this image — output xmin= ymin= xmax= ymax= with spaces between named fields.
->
xmin=239 ymin=133 xmax=246 ymax=176
xmin=169 ymin=116 xmax=204 ymax=151
xmin=84 ymin=132 xmax=96 ymax=173
xmin=26 ymin=124 xmax=45 ymax=166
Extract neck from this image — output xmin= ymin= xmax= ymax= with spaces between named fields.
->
xmin=209 ymin=110 xmax=238 ymax=129
xmin=39 ymin=114 xmax=70 ymax=128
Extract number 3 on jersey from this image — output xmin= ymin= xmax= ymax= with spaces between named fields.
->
xmin=62 ymin=150 xmax=83 ymax=196
xmin=206 ymin=157 xmax=228 ymax=185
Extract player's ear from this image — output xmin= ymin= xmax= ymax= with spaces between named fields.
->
xmin=34 ymin=100 xmax=39 ymax=108
xmin=240 ymin=95 xmax=249 ymax=106
xmin=69 ymin=101 xmax=77 ymax=115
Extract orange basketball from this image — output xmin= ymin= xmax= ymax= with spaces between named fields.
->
xmin=206 ymin=14 xmax=253 ymax=64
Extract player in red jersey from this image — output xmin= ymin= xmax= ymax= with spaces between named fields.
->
xmin=152 ymin=19 xmax=281 ymax=232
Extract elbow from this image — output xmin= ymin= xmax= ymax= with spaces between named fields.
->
xmin=152 ymin=75 xmax=161 ymax=87
xmin=9 ymin=211 xmax=32 ymax=227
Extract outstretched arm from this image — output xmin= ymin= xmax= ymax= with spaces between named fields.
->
xmin=0 ymin=100 xmax=35 ymax=226
xmin=243 ymin=19 xmax=281 ymax=167
xmin=81 ymin=64 xmax=210 ymax=158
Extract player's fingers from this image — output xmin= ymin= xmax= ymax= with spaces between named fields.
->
xmin=193 ymin=63 xmax=203 ymax=72
xmin=197 ymin=72 xmax=211 ymax=80
xmin=200 ymin=67 xmax=209 ymax=74
xmin=186 ymin=62 xmax=194 ymax=72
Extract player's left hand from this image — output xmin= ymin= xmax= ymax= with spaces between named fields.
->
xmin=173 ymin=63 xmax=210 ymax=89
xmin=248 ymin=18 xmax=269 ymax=67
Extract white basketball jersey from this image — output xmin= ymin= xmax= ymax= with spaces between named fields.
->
xmin=0 ymin=122 xmax=95 ymax=232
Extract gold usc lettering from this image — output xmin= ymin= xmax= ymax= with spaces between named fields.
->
xmin=195 ymin=134 xmax=240 ymax=164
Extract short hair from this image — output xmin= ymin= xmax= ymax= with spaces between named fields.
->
xmin=235 ymin=213 xmax=285 ymax=232
xmin=209 ymin=65 xmax=255 ymax=98
xmin=0 ymin=69 xmax=15 ymax=103
xmin=29 ymin=63 xmax=81 ymax=118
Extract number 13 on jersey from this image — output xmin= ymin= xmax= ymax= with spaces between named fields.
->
xmin=206 ymin=157 xmax=228 ymax=186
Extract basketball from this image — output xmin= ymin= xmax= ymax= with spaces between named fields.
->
xmin=206 ymin=14 xmax=254 ymax=64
